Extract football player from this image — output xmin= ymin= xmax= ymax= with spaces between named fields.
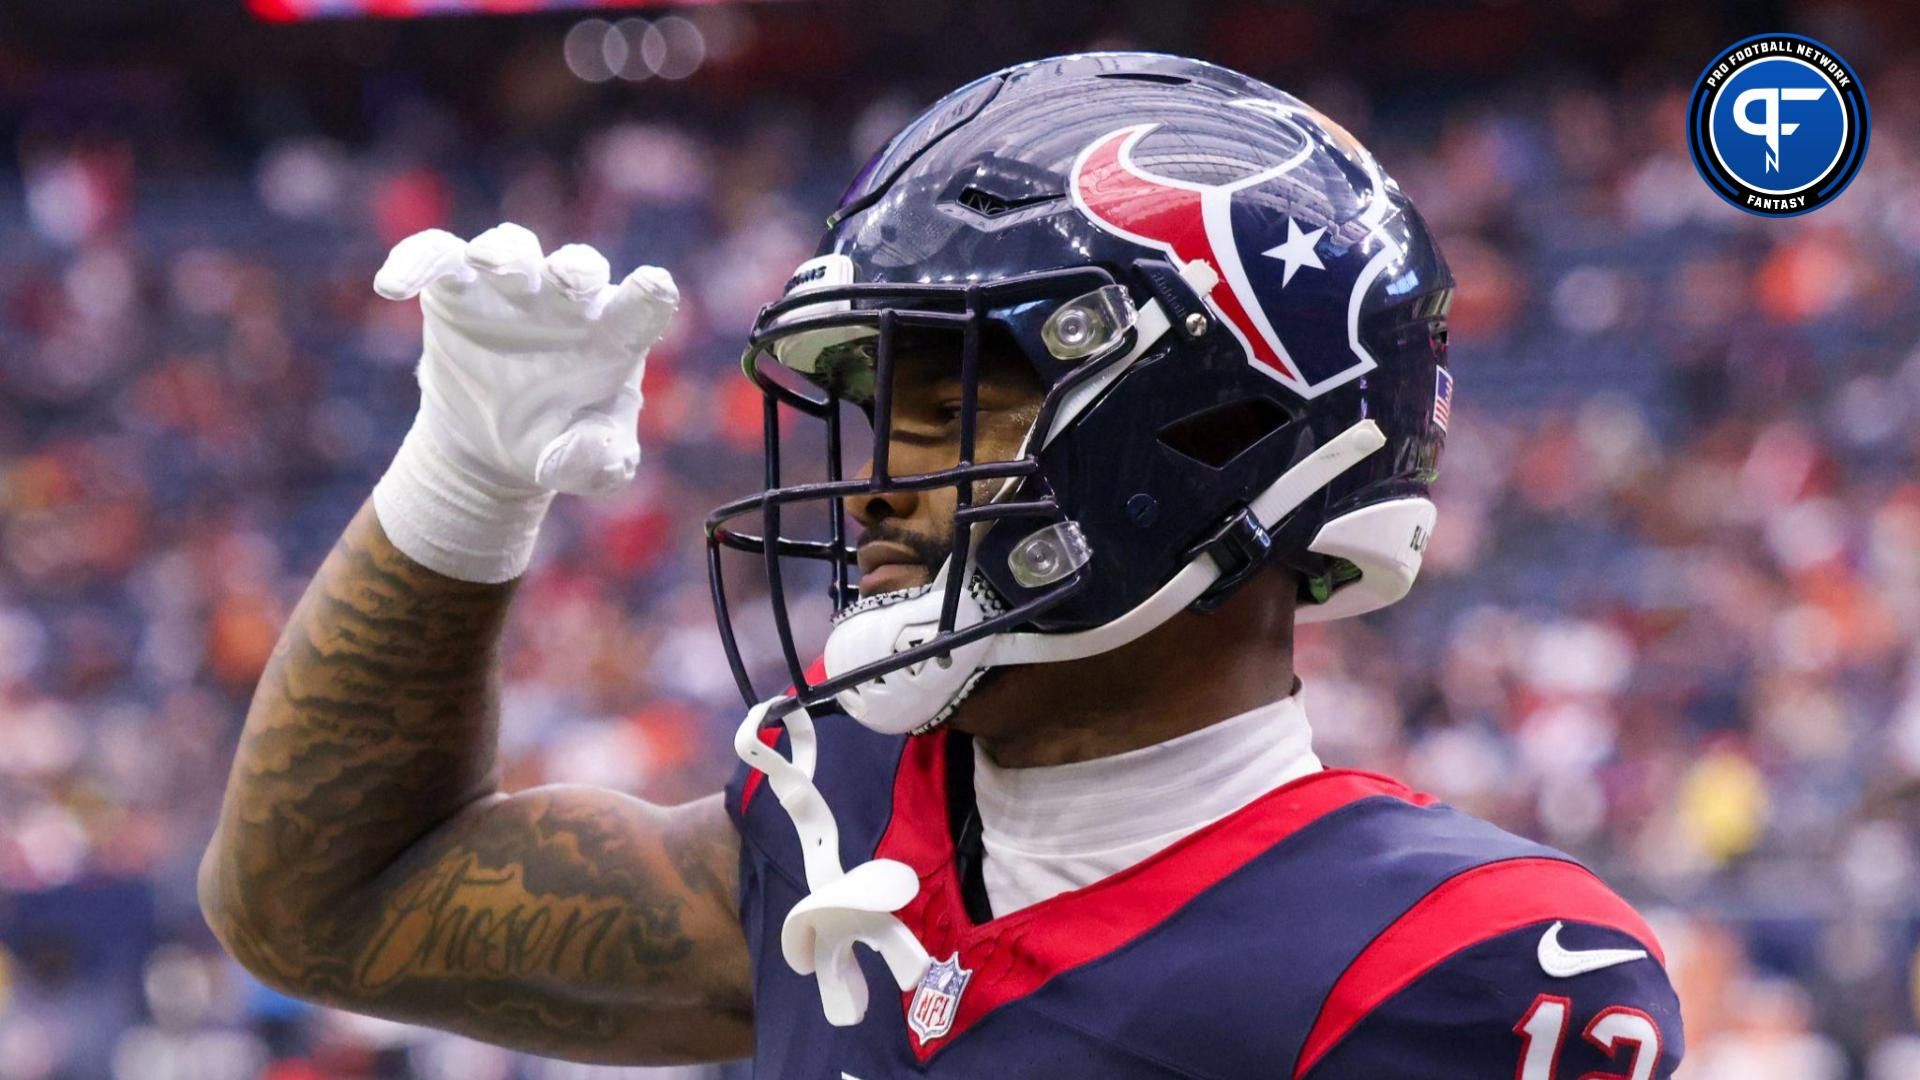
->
xmin=202 ymin=53 xmax=1683 ymax=1078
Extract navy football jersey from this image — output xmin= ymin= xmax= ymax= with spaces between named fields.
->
xmin=726 ymin=709 xmax=1683 ymax=1078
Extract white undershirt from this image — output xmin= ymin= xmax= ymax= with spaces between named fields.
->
xmin=971 ymin=694 xmax=1322 ymax=916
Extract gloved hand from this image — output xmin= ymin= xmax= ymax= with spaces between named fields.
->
xmin=370 ymin=223 xmax=679 ymax=583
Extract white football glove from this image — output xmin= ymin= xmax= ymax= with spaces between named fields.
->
xmin=369 ymin=223 xmax=679 ymax=583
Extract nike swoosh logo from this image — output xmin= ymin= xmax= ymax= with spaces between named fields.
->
xmin=1537 ymin=920 xmax=1648 ymax=978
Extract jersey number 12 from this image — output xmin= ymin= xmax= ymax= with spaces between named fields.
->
xmin=1515 ymin=993 xmax=1663 ymax=1080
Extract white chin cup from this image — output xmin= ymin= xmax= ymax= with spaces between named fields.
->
xmin=1295 ymin=496 xmax=1436 ymax=624
xmin=822 ymin=562 xmax=997 ymax=736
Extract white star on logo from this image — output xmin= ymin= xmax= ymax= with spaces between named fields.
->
xmin=1262 ymin=217 xmax=1327 ymax=287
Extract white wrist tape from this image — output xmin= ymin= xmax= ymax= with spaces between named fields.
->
xmin=372 ymin=421 xmax=556 ymax=584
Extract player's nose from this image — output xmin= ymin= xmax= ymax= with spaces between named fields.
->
xmin=850 ymin=459 xmax=919 ymax=527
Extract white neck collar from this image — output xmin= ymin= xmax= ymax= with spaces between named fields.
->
xmin=971 ymin=693 xmax=1322 ymax=858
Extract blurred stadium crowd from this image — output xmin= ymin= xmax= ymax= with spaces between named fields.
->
xmin=3 ymin=1 xmax=1920 ymax=1077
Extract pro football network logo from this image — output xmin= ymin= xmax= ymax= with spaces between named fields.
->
xmin=906 ymin=953 xmax=971 ymax=1045
xmin=1687 ymin=33 xmax=1869 ymax=217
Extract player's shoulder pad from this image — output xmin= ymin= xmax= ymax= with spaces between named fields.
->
xmin=1296 ymin=859 xmax=1682 ymax=1079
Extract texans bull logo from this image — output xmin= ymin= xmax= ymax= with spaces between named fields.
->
xmin=1068 ymin=113 xmax=1403 ymax=400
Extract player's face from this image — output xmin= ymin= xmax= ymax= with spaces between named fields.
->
xmin=849 ymin=339 xmax=1043 ymax=597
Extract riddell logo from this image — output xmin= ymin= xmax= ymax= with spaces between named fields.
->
xmin=785 ymin=264 xmax=829 ymax=292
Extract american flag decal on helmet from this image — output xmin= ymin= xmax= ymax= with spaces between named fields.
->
xmin=1433 ymin=367 xmax=1454 ymax=433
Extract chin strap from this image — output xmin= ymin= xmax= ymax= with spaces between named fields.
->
xmin=733 ymin=698 xmax=931 ymax=1026
xmin=991 ymin=417 xmax=1388 ymax=665
xmin=820 ymin=417 xmax=1392 ymax=738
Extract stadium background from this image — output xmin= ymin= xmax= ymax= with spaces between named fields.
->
xmin=3 ymin=0 xmax=1920 ymax=1076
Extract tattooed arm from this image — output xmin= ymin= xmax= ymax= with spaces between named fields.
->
xmin=198 ymin=504 xmax=753 ymax=1063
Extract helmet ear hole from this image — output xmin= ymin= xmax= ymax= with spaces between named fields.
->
xmin=1156 ymin=397 xmax=1293 ymax=470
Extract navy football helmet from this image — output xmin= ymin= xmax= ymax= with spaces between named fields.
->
xmin=707 ymin=52 xmax=1454 ymax=735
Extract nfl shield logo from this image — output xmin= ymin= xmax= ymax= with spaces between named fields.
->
xmin=907 ymin=953 xmax=972 ymax=1045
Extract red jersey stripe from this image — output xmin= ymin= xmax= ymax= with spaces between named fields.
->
xmin=875 ymin=734 xmax=1418 ymax=1064
xmin=1292 ymin=856 xmax=1665 ymax=1078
